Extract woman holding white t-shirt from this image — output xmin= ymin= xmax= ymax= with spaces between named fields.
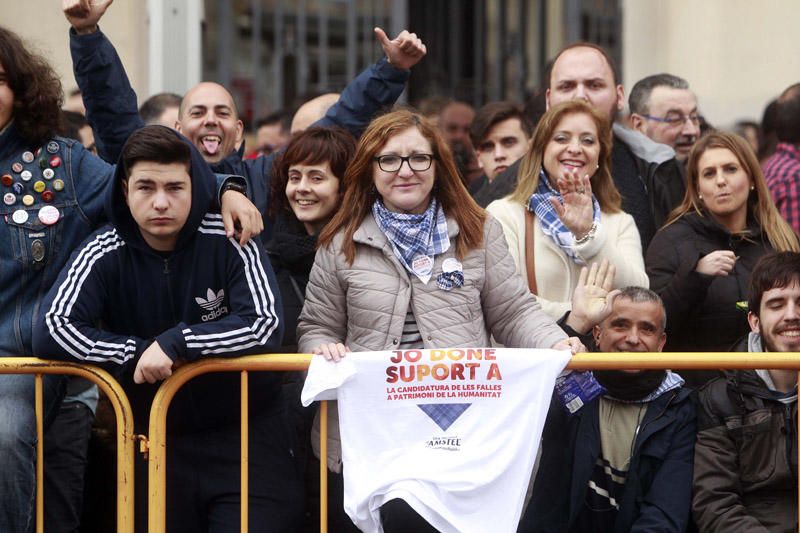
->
xmin=297 ymin=109 xmax=581 ymax=531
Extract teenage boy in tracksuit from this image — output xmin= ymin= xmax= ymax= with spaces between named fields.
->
xmin=33 ymin=125 xmax=300 ymax=532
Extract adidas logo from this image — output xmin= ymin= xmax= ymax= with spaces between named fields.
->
xmin=195 ymin=288 xmax=228 ymax=321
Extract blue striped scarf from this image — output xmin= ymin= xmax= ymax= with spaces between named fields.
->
xmin=527 ymin=169 xmax=601 ymax=265
xmin=372 ymin=198 xmax=450 ymax=284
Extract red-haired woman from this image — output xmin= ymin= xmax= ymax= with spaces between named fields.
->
xmin=298 ymin=109 xmax=579 ymax=531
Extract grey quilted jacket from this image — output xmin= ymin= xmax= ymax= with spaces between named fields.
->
xmin=298 ymin=213 xmax=567 ymax=471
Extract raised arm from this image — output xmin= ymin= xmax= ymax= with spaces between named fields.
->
xmin=314 ymin=27 xmax=426 ymax=138
xmin=574 ymin=213 xmax=648 ymax=288
xmin=64 ymin=0 xmax=143 ymax=163
xmin=481 ymin=217 xmax=568 ymax=349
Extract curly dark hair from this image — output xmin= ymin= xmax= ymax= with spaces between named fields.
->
xmin=0 ymin=26 xmax=63 ymax=145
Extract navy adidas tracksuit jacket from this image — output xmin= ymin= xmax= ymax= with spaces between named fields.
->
xmin=33 ymin=128 xmax=285 ymax=434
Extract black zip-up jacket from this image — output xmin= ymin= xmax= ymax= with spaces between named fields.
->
xmin=34 ymin=128 xmax=284 ymax=433
xmin=265 ymin=213 xmax=317 ymax=351
xmin=521 ymin=386 xmax=696 ymax=532
xmin=694 ymin=364 xmax=798 ymax=532
xmin=646 ymin=212 xmax=776 ymax=353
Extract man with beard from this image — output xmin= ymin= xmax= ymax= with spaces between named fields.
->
xmin=693 ymin=251 xmax=799 ymax=532
xmin=520 ymin=266 xmax=695 ymax=532
xmin=480 ymin=44 xmax=685 ymax=249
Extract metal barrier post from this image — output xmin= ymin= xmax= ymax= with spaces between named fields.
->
xmin=319 ymin=400 xmax=328 ymax=533
xmin=147 ymin=353 xmax=313 ymax=533
xmin=241 ymin=370 xmax=249 ymax=531
xmin=0 ymin=358 xmax=136 ymax=533
xmin=35 ymin=374 xmax=44 ymax=533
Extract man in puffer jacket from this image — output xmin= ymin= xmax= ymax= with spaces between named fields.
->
xmin=693 ymin=251 xmax=799 ymax=532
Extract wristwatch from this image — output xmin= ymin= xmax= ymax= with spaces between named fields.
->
xmin=220 ymin=180 xmax=247 ymax=196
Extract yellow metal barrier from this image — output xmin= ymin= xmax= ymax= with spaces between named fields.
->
xmin=146 ymin=354 xmax=315 ymax=533
xmin=146 ymin=351 xmax=800 ymax=533
xmin=0 ymin=358 xmax=136 ymax=533
xmin=571 ymin=351 xmax=800 ymax=533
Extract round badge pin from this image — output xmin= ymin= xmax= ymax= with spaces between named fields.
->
xmin=22 ymin=194 xmax=34 ymax=206
xmin=11 ymin=162 xmax=23 ymax=174
xmin=38 ymin=205 xmax=59 ymax=225
xmin=22 ymin=151 xmax=35 ymax=163
xmin=411 ymin=254 xmax=434 ymax=276
xmin=13 ymin=182 xmax=24 ymax=194
xmin=33 ymin=181 xmax=45 ymax=193
xmin=1 ymin=174 xmax=12 ymax=186
xmin=42 ymin=168 xmax=55 ymax=180
xmin=52 ymin=179 xmax=65 ymax=191
xmin=20 ymin=170 xmax=32 ymax=182
xmin=442 ymin=257 xmax=463 ymax=274
xmin=47 ymin=141 xmax=59 ymax=154
xmin=3 ymin=193 xmax=16 ymax=205
xmin=39 ymin=158 xmax=48 ymax=169
xmin=11 ymin=209 xmax=29 ymax=224
xmin=41 ymin=190 xmax=54 ymax=203
xmin=49 ymin=156 xmax=62 ymax=168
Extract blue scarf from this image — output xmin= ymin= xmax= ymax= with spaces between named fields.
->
xmin=372 ymin=198 xmax=450 ymax=283
xmin=527 ymin=169 xmax=601 ymax=265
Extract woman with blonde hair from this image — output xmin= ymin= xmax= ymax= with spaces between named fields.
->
xmin=646 ymin=131 xmax=798 ymax=360
xmin=487 ymin=100 xmax=648 ymax=322
xmin=298 ymin=108 xmax=579 ymax=531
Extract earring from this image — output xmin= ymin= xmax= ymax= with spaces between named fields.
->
xmin=750 ymin=185 xmax=755 ymax=191
xmin=698 ymin=194 xmax=703 ymax=200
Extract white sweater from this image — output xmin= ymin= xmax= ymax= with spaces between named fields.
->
xmin=486 ymin=198 xmax=649 ymax=319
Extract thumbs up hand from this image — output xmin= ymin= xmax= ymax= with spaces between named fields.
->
xmin=374 ymin=27 xmax=427 ymax=70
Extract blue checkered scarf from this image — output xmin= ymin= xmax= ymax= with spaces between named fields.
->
xmin=527 ymin=169 xmax=601 ymax=265
xmin=372 ymin=198 xmax=450 ymax=284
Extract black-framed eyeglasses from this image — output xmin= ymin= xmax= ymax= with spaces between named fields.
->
xmin=641 ymin=113 xmax=703 ymax=127
xmin=373 ymin=153 xmax=435 ymax=172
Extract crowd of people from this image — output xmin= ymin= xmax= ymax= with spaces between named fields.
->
xmin=1 ymin=0 xmax=800 ymax=531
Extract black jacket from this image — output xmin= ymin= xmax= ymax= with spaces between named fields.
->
xmin=266 ymin=213 xmax=317 ymax=351
xmin=646 ymin=212 xmax=774 ymax=353
xmin=521 ymin=386 xmax=696 ymax=532
xmin=694 ymin=365 xmax=798 ymax=532
xmin=34 ymin=129 xmax=284 ymax=433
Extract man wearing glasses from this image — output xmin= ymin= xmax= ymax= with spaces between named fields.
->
xmin=629 ymin=74 xmax=701 ymax=163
